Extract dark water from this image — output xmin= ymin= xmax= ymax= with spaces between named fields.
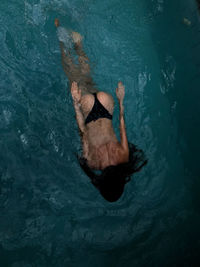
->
xmin=0 ymin=0 xmax=200 ymax=266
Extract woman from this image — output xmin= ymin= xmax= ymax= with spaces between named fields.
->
xmin=55 ymin=19 xmax=147 ymax=202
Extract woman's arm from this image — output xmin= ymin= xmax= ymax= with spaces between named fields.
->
xmin=71 ymin=82 xmax=89 ymax=157
xmin=71 ymin=81 xmax=85 ymax=134
xmin=73 ymin=101 xmax=86 ymax=134
xmin=119 ymin=100 xmax=128 ymax=151
xmin=116 ymin=82 xmax=129 ymax=155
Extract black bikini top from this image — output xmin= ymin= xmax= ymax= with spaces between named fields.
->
xmin=85 ymin=93 xmax=113 ymax=125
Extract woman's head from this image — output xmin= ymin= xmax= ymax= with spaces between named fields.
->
xmin=93 ymin=165 xmax=130 ymax=202
xmin=78 ymin=143 xmax=147 ymax=202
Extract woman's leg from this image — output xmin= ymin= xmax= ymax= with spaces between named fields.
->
xmin=55 ymin=18 xmax=80 ymax=84
xmin=55 ymin=19 xmax=98 ymax=95
xmin=72 ymin=32 xmax=91 ymax=75
xmin=59 ymin=41 xmax=81 ymax=85
xmin=71 ymin=32 xmax=98 ymax=95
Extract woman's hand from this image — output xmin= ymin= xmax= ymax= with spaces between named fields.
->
xmin=71 ymin=81 xmax=81 ymax=104
xmin=116 ymin=81 xmax=125 ymax=103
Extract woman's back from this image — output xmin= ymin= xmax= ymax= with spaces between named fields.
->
xmin=85 ymin=118 xmax=118 ymax=147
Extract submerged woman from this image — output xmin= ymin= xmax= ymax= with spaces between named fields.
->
xmin=55 ymin=19 xmax=147 ymax=202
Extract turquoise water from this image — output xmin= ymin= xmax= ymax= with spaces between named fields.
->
xmin=1 ymin=0 xmax=200 ymax=266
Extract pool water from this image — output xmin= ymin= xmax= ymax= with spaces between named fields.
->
xmin=0 ymin=0 xmax=200 ymax=266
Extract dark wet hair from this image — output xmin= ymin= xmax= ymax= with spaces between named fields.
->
xmin=78 ymin=143 xmax=147 ymax=202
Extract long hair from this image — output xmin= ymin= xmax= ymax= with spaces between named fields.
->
xmin=78 ymin=143 xmax=147 ymax=202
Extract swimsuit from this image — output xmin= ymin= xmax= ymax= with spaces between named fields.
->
xmin=85 ymin=93 xmax=113 ymax=125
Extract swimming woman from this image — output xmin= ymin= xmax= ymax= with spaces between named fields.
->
xmin=55 ymin=19 xmax=147 ymax=202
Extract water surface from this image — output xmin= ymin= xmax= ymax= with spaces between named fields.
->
xmin=0 ymin=0 xmax=200 ymax=266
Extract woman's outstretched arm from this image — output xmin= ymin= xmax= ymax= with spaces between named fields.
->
xmin=71 ymin=81 xmax=85 ymax=134
xmin=71 ymin=82 xmax=89 ymax=157
xmin=116 ymin=82 xmax=129 ymax=157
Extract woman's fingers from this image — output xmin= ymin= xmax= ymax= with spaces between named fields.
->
xmin=116 ymin=81 xmax=125 ymax=102
xmin=118 ymin=81 xmax=124 ymax=90
xmin=71 ymin=82 xmax=77 ymax=96
xmin=77 ymin=88 xmax=81 ymax=98
xmin=71 ymin=81 xmax=78 ymax=92
xmin=118 ymin=81 xmax=123 ymax=88
xmin=55 ymin=18 xmax=60 ymax=27
xmin=71 ymin=81 xmax=81 ymax=102
xmin=72 ymin=81 xmax=78 ymax=88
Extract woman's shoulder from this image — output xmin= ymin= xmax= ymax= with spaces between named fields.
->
xmin=83 ymin=141 xmax=129 ymax=170
xmin=98 ymin=141 xmax=129 ymax=167
xmin=108 ymin=142 xmax=129 ymax=164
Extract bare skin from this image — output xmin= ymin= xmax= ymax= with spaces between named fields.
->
xmin=55 ymin=19 xmax=129 ymax=170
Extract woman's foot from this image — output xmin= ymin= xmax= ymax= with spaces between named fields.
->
xmin=55 ymin=19 xmax=82 ymax=45
xmin=55 ymin=18 xmax=60 ymax=27
xmin=71 ymin=31 xmax=83 ymax=44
